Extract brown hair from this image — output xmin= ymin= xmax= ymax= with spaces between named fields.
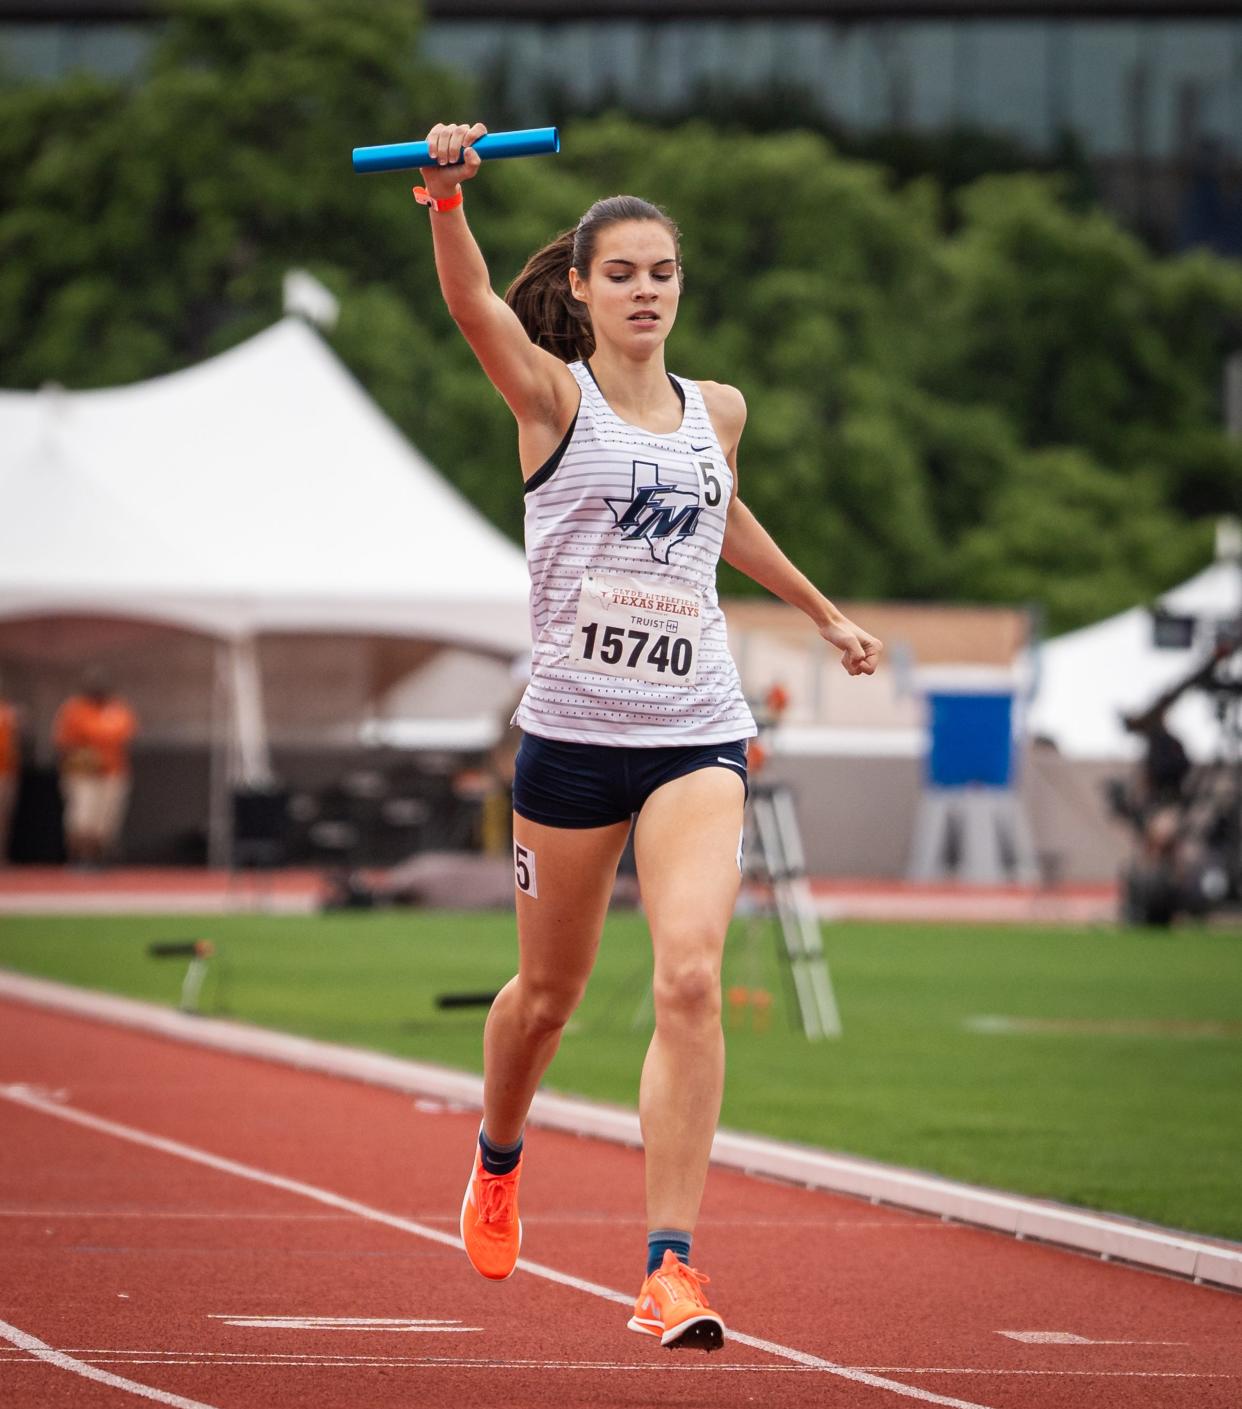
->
xmin=504 ymin=195 xmax=681 ymax=363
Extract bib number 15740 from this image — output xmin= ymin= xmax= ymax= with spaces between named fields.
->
xmin=568 ymin=573 xmax=703 ymax=685
xmin=578 ymin=622 xmax=693 ymax=678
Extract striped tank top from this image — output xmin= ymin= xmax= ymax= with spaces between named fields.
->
xmin=513 ymin=359 xmax=757 ymax=747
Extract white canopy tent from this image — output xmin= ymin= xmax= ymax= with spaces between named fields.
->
xmin=1028 ymin=561 xmax=1242 ymax=762
xmin=0 ymin=317 xmax=531 ymax=858
xmin=0 ymin=316 xmax=530 ymax=646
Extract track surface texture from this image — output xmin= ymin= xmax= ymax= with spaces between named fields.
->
xmin=1 ymin=999 xmax=1238 ymax=1409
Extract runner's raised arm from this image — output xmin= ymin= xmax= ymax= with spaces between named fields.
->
xmin=418 ymin=121 xmax=575 ymax=436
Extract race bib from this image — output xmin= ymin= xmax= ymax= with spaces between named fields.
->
xmin=567 ymin=572 xmax=702 ymax=685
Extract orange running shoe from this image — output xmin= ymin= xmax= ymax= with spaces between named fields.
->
xmin=627 ymin=1250 xmax=725 ymax=1351
xmin=460 ymin=1145 xmax=522 ymax=1280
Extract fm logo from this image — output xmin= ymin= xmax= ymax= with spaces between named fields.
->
xmin=604 ymin=460 xmax=703 ymax=564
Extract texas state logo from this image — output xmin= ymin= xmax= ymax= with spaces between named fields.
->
xmin=604 ymin=459 xmax=704 ymax=564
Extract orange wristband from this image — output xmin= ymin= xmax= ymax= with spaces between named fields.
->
xmin=412 ymin=186 xmax=463 ymax=213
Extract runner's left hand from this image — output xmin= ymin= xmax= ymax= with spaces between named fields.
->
xmin=819 ymin=617 xmax=883 ymax=676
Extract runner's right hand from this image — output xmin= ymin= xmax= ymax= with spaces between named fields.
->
xmin=419 ymin=122 xmax=487 ymax=199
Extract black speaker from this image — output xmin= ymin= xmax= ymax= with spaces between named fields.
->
xmin=8 ymin=767 xmax=65 ymax=864
xmin=231 ymin=785 xmax=290 ymax=870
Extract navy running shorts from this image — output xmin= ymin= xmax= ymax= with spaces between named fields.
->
xmin=512 ymin=733 xmax=749 ymax=829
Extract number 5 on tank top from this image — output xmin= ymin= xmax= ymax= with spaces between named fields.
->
xmin=568 ymin=572 xmax=702 ymax=685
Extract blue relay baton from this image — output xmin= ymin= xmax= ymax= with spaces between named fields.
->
xmin=352 ymin=126 xmax=560 ymax=175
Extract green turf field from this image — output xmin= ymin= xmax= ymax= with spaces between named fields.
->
xmin=1 ymin=910 xmax=1239 ymax=1240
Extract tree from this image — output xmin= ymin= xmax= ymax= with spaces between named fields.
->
xmin=953 ymin=448 xmax=1211 ymax=631
xmin=0 ymin=0 xmax=464 ymax=385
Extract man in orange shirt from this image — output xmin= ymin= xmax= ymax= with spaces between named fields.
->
xmin=53 ymin=670 xmax=138 ymax=866
xmin=0 ymin=678 xmax=18 ymax=865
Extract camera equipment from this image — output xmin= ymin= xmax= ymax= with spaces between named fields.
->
xmin=1110 ymin=611 xmax=1242 ymax=924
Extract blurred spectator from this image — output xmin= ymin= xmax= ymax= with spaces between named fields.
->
xmin=53 ymin=669 xmax=138 ymax=867
xmin=0 ymin=678 xmax=18 ymax=865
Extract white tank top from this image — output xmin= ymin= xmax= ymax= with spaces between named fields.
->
xmin=513 ymin=359 xmax=757 ymax=747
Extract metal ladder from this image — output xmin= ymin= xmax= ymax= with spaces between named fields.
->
xmin=747 ymin=783 xmax=842 ymax=1040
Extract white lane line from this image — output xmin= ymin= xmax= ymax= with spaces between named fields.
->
xmin=0 ymin=1084 xmax=996 ymax=1409
xmin=0 ymin=1351 xmax=1233 ymax=1380
xmin=997 ymin=1331 xmax=1186 ymax=1346
xmin=206 ymin=1316 xmax=465 ymax=1325
xmin=211 ymin=1319 xmax=481 ymax=1332
xmin=859 ymin=1369 xmax=1233 ymax=1380
xmin=3 ymin=1350 xmax=798 ymax=1369
xmin=0 ymin=1319 xmax=221 ymax=1409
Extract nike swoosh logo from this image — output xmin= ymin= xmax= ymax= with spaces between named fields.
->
xmin=690 ymin=444 xmax=712 ymax=452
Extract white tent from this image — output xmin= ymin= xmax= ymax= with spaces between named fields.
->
xmin=0 ymin=316 xmax=530 ymax=649
xmin=1028 ymin=561 xmax=1242 ymax=761
xmin=0 ymin=317 xmax=531 ymax=857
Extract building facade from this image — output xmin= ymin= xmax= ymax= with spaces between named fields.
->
xmin=3 ymin=3 xmax=1240 ymax=244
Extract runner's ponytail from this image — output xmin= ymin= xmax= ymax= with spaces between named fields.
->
xmin=505 ymin=228 xmax=591 ymax=361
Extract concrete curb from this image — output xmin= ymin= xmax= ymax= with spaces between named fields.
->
xmin=2 ymin=968 xmax=1238 ymax=1295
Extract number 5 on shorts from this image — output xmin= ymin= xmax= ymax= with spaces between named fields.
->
xmin=514 ymin=840 xmax=538 ymax=898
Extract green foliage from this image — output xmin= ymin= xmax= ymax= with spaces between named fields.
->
xmin=3 ymin=5 xmax=1241 ymax=631
xmin=943 ymin=177 xmax=1242 ymax=465
xmin=0 ymin=0 xmax=464 ymax=383
xmin=955 ymin=449 xmax=1212 ymax=630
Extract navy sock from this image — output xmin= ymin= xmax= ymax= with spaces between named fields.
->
xmin=646 ymin=1228 xmax=692 ymax=1277
xmin=478 ymin=1127 xmax=523 ymax=1176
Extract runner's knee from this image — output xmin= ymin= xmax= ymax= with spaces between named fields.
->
xmin=652 ymin=951 xmax=722 ymax=1028
xmin=515 ymin=977 xmax=584 ymax=1037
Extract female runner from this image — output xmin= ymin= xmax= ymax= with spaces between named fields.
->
xmin=419 ymin=121 xmax=882 ymax=1351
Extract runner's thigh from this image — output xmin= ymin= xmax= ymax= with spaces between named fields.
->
xmin=632 ymin=767 xmax=745 ymax=964
xmin=512 ymin=813 xmax=631 ymax=996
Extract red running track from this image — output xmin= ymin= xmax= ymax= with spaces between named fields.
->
xmin=0 ymin=998 xmax=1238 ymax=1409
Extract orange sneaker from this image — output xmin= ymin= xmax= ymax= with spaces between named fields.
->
xmin=460 ymin=1145 xmax=523 ymax=1280
xmin=627 ymin=1250 xmax=725 ymax=1351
